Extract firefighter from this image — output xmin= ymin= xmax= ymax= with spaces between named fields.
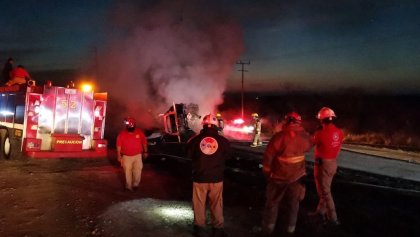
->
xmin=310 ymin=107 xmax=343 ymax=226
xmin=5 ymin=65 xmax=32 ymax=86
xmin=250 ymin=113 xmax=262 ymax=147
xmin=2 ymin=57 xmax=14 ymax=85
xmin=261 ymin=112 xmax=312 ymax=235
xmin=187 ymin=114 xmax=231 ymax=237
xmin=116 ymin=117 xmax=148 ymax=191
xmin=216 ymin=113 xmax=224 ymax=136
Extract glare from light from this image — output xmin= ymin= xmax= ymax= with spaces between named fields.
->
xmin=225 ymin=124 xmax=254 ymax=134
xmin=82 ymin=84 xmax=93 ymax=92
xmin=242 ymin=125 xmax=254 ymax=133
xmin=0 ymin=110 xmax=14 ymax=116
xmin=233 ymin=118 xmax=244 ymax=125
xmin=155 ymin=206 xmax=193 ymax=221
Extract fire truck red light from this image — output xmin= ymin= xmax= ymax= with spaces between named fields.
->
xmin=233 ymin=118 xmax=244 ymax=125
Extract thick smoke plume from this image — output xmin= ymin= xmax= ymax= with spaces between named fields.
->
xmin=100 ymin=0 xmax=243 ymax=129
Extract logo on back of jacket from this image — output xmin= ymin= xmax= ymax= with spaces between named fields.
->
xmin=200 ymin=137 xmax=219 ymax=155
xmin=332 ymin=132 xmax=340 ymax=147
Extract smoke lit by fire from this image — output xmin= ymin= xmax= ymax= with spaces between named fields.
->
xmin=100 ymin=0 xmax=244 ymax=129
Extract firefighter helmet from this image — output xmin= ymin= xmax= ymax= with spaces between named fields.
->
xmin=317 ymin=107 xmax=336 ymax=120
xmin=284 ymin=112 xmax=302 ymax=123
xmin=124 ymin=117 xmax=136 ymax=128
xmin=252 ymin=113 xmax=259 ymax=118
xmin=202 ymin=114 xmax=218 ymax=127
xmin=216 ymin=113 xmax=222 ymax=118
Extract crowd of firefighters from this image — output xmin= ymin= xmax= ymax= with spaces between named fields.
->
xmin=117 ymin=106 xmax=343 ymax=237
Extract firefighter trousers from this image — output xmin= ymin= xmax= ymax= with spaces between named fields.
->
xmin=262 ymin=180 xmax=305 ymax=234
xmin=192 ymin=182 xmax=224 ymax=229
xmin=314 ymin=158 xmax=338 ymax=222
xmin=122 ymin=154 xmax=143 ymax=190
xmin=252 ymin=132 xmax=262 ymax=146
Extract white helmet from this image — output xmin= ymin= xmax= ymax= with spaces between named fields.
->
xmin=317 ymin=107 xmax=336 ymax=120
xmin=202 ymin=114 xmax=218 ymax=127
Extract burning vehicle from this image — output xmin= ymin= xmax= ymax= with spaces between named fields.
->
xmin=147 ymin=103 xmax=202 ymax=158
xmin=148 ymin=102 xmax=261 ymax=158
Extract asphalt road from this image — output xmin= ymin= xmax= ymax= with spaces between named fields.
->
xmin=0 ymin=149 xmax=419 ymax=237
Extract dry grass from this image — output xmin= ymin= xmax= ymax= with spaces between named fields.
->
xmin=344 ymin=130 xmax=420 ymax=150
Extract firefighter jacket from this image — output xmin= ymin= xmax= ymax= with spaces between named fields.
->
xmin=187 ymin=126 xmax=231 ymax=183
xmin=116 ymin=128 xmax=147 ymax=156
xmin=254 ymin=119 xmax=262 ymax=133
xmin=217 ymin=118 xmax=224 ymax=131
xmin=314 ymin=123 xmax=343 ymax=160
xmin=262 ymin=123 xmax=312 ymax=183
xmin=11 ymin=67 xmax=31 ymax=80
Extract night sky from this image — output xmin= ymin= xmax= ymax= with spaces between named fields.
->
xmin=1 ymin=0 xmax=419 ymax=94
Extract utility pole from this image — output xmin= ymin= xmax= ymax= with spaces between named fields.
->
xmin=236 ymin=60 xmax=250 ymax=119
xmin=93 ymin=47 xmax=98 ymax=79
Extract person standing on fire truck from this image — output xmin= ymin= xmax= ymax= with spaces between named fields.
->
xmin=251 ymin=113 xmax=262 ymax=147
xmin=310 ymin=107 xmax=343 ymax=226
xmin=116 ymin=117 xmax=148 ymax=192
xmin=2 ymin=57 xmax=14 ymax=85
xmin=187 ymin=114 xmax=231 ymax=237
xmin=5 ymin=65 xmax=33 ymax=86
xmin=261 ymin=112 xmax=312 ymax=235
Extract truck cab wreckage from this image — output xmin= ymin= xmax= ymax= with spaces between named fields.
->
xmin=149 ymin=103 xmax=203 ymax=159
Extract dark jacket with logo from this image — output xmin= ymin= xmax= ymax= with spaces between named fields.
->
xmin=263 ymin=123 xmax=312 ymax=183
xmin=187 ymin=126 xmax=231 ymax=183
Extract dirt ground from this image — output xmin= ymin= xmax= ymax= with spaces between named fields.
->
xmin=0 ymin=153 xmax=263 ymax=237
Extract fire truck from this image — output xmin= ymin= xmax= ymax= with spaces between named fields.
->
xmin=0 ymin=82 xmax=107 ymax=159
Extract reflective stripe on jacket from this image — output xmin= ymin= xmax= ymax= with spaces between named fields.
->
xmin=263 ymin=123 xmax=312 ymax=182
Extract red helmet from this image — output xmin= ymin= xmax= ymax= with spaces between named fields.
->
xmin=202 ymin=114 xmax=218 ymax=127
xmin=284 ymin=112 xmax=302 ymax=123
xmin=317 ymin=107 xmax=336 ymax=120
xmin=124 ymin=117 xmax=136 ymax=128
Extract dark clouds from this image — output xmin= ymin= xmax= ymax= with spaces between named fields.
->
xmin=1 ymin=0 xmax=419 ymax=94
xmin=0 ymin=0 xmax=110 ymax=71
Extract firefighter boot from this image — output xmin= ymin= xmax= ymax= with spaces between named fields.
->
xmin=307 ymin=211 xmax=327 ymax=225
xmin=212 ymin=227 xmax=227 ymax=237
xmin=193 ymin=225 xmax=207 ymax=237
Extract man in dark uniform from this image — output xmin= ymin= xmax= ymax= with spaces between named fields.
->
xmin=261 ymin=112 xmax=312 ymax=235
xmin=187 ymin=114 xmax=231 ymax=237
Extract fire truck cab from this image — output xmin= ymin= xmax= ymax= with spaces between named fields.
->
xmin=0 ymin=83 xmax=107 ymax=159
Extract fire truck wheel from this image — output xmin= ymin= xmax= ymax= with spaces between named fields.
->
xmin=0 ymin=128 xmax=11 ymax=159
